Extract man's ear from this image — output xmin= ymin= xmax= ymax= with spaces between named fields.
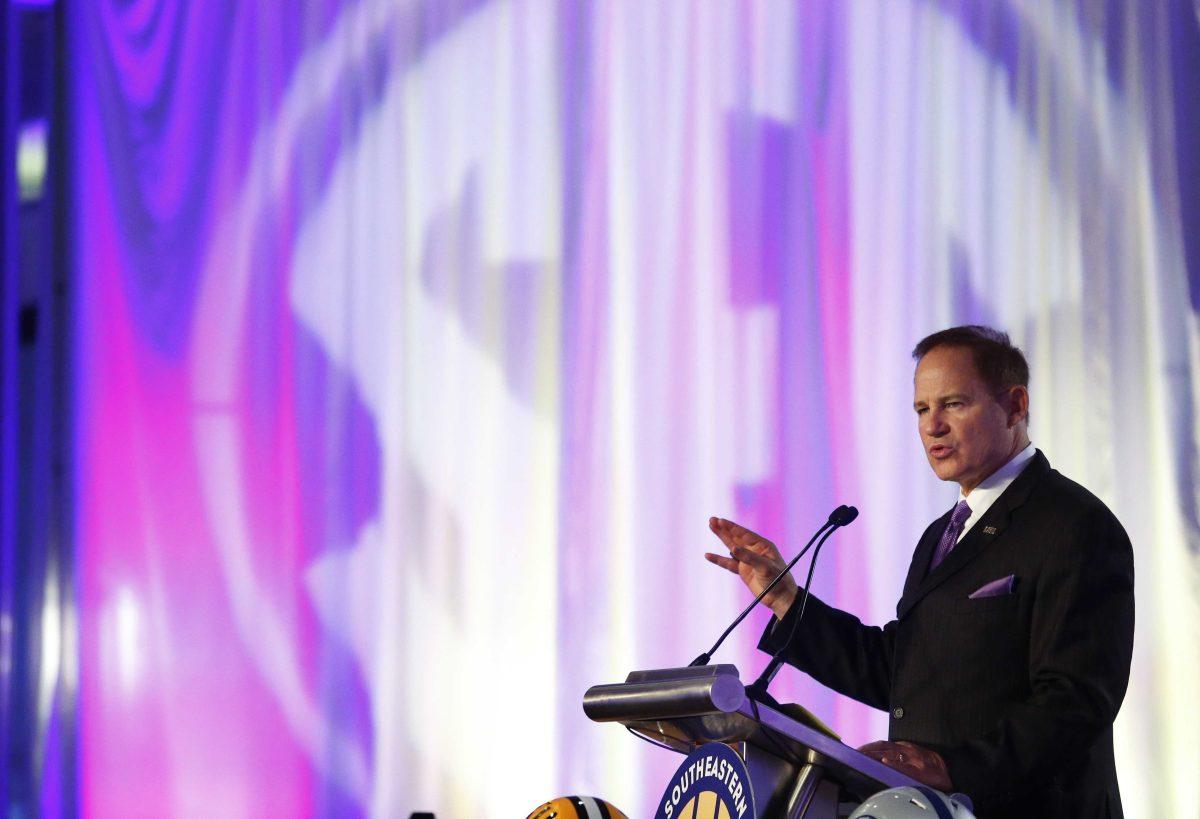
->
xmin=1007 ymin=385 xmax=1030 ymax=427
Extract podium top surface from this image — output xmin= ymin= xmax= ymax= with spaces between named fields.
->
xmin=583 ymin=665 xmax=919 ymax=800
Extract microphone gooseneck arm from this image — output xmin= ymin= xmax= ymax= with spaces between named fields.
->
xmin=744 ymin=523 xmax=840 ymax=696
xmin=690 ymin=505 xmax=854 ymax=668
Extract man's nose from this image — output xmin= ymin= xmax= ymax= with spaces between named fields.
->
xmin=922 ymin=410 xmax=949 ymax=437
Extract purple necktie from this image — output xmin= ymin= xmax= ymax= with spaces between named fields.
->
xmin=930 ymin=500 xmax=972 ymax=571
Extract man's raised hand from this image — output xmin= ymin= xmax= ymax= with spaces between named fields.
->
xmin=705 ymin=517 xmax=798 ymax=620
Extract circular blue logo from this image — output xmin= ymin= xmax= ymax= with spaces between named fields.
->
xmin=654 ymin=742 xmax=756 ymax=819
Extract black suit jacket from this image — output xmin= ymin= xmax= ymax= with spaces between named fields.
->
xmin=759 ymin=451 xmax=1134 ymax=818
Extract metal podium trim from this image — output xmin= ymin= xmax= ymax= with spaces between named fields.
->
xmin=583 ymin=665 xmax=920 ymax=807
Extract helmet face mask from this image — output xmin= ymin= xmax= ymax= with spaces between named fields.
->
xmin=849 ymin=785 xmax=976 ymax=819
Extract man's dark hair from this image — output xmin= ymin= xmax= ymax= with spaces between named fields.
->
xmin=911 ymin=325 xmax=1030 ymax=394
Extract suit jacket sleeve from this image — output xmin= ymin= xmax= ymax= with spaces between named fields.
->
xmin=941 ymin=505 xmax=1135 ymax=804
xmin=758 ymin=593 xmax=898 ymax=711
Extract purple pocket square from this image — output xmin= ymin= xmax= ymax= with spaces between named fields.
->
xmin=969 ymin=574 xmax=1017 ymax=599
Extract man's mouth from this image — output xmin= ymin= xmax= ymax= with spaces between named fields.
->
xmin=929 ymin=444 xmax=954 ymax=459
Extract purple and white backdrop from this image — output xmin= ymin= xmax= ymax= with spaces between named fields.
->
xmin=57 ymin=0 xmax=1200 ymax=815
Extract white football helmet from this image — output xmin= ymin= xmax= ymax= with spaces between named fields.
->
xmin=850 ymin=785 xmax=976 ymax=819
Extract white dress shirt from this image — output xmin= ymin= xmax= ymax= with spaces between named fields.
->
xmin=955 ymin=443 xmax=1037 ymax=542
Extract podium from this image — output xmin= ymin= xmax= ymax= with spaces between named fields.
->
xmin=583 ymin=664 xmax=919 ymax=818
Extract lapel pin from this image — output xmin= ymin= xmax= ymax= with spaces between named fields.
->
xmin=983 ymin=525 xmax=998 ymax=535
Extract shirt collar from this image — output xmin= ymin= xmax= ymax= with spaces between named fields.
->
xmin=958 ymin=443 xmax=1037 ymax=517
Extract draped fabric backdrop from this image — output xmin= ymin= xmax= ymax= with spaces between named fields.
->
xmin=70 ymin=1 xmax=1200 ymax=816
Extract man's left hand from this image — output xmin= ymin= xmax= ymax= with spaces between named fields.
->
xmin=857 ymin=740 xmax=953 ymax=791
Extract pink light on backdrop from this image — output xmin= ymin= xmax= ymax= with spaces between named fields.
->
xmin=76 ymin=188 xmax=319 ymax=817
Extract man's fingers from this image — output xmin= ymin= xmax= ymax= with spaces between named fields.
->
xmin=855 ymin=740 xmax=950 ymax=789
xmin=705 ymin=549 xmax=780 ymax=575
xmin=858 ymin=740 xmax=903 ymax=764
xmin=857 ymin=741 xmax=889 ymax=756
xmin=710 ymin=516 xmax=766 ymax=543
xmin=704 ymin=552 xmax=740 ymax=574
xmin=730 ymin=545 xmax=780 ymax=572
xmin=708 ymin=517 xmax=743 ymax=551
xmin=709 ymin=517 xmax=776 ymax=555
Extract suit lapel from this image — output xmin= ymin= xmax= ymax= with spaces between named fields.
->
xmin=901 ymin=510 xmax=950 ymax=603
xmin=897 ymin=450 xmax=1050 ymax=620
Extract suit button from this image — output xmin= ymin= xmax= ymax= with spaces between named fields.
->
xmin=892 ymin=707 xmax=905 ymax=720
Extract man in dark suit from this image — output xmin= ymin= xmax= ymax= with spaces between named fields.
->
xmin=705 ymin=326 xmax=1134 ymax=818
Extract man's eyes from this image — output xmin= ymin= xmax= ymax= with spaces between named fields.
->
xmin=914 ymin=401 xmax=964 ymax=414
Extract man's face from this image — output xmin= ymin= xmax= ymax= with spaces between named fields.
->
xmin=913 ymin=345 xmax=1023 ymax=494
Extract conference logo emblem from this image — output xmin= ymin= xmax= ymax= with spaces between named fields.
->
xmin=654 ymin=742 xmax=755 ymax=819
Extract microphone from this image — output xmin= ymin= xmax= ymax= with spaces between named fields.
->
xmin=829 ymin=505 xmax=859 ymax=527
xmin=746 ymin=506 xmax=858 ymax=705
xmin=690 ymin=505 xmax=857 ymax=668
